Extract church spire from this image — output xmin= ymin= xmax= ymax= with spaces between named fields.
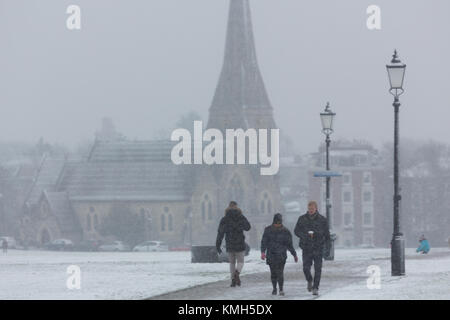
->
xmin=207 ymin=0 xmax=275 ymax=131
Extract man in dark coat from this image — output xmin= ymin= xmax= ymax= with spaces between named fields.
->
xmin=294 ymin=201 xmax=330 ymax=296
xmin=261 ymin=213 xmax=298 ymax=296
xmin=216 ymin=201 xmax=251 ymax=287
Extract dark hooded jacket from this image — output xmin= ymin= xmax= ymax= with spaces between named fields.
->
xmin=261 ymin=222 xmax=297 ymax=265
xmin=216 ymin=207 xmax=251 ymax=252
xmin=294 ymin=211 xmax=331 ymax=253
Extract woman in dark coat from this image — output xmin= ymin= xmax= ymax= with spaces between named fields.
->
xmin=261 ymin=213 xmax=298 ymax=296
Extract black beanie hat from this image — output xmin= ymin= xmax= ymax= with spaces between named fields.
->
xmin=273 ymin=213 xmax=283 ymax=224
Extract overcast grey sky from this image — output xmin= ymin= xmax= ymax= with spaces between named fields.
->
xmin=0 ymin=0 xmax=449 ymax=153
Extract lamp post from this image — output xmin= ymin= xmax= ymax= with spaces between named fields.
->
xmin=386 ymin=50 xmax=406 ymax=276
xmin=320 ymin=102 xmax=337 ymax=261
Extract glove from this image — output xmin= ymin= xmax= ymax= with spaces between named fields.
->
xmin=294 ymin=256 xmax=298 ymax=263
xmin=217 ymin=247 xmax=222 ymax=255
xmin=261 ymin=252 xmax=266 ymax=260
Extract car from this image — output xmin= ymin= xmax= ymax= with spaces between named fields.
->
xmin=133 ymin=241 xmax=169 ymax=252
xmin=0 ymin=236 xmax=17 ymax=249
xmin=44 ymin=239 xmax=74 ymax=251
xmin=73 ymin=239 xmax=103 ymax=252
xmin=98 ymin=240 xmax=130 ymax=252
xmin=218 ymin=242 xmax=251 ymax=262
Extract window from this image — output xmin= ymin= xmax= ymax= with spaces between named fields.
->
xmin=161 ymin=214 xmax=166 ymax=231
xmin=343 ymin=191 xmax=352 ymax=203
xmin=343 ymin=173 xmax=351 ymax=185
xmin=355 ymin=155 xmax=367 ymax=166
xmin=260 ymin=192 xmax=272 ymax=215
xmin=364 ymin=211 xmax=372 ymax=226
xmin=228 ymin=176 xmax=244 ymax=206
xmin=41 ymin=202 xmax=50 ymax=217
xmin=363 ymin=191 xmax=372 ymax=202
xmin=208 ymin=202 xmax=212 ymax=220
xmin=87 ymin=214 xmax=92 ymax=231
xmin=363 ymin=172 xmax=372 ymax=184
xmin=344 ymin=213 xmax=352 ymax=226
xmin=201 ymin=194 xmax=212 ymax=223
xmin=168 ymin=214 xmax=173 ymax=231
xmin=94 ymin=214 xmax=99 ymax=230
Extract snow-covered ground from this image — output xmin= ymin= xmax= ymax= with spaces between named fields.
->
xmin=321 ymin=248 xmax=450 ymax=300
xmin=0 ymin=249 xmax=267 ymax=300
xmin=1 ymin=248 xmax=449 ymax=299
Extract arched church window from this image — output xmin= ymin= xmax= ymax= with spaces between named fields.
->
xmin=87 ymin=214 xmax=92 ymax=231
xmin=227 ymin=176 xmax=244 ymax=207
xmin=161 ymin=214 xmax=166 ymax=231
xmin=201 ymin=194 xmax=213 ymax=223
xmin=208 ymin=201 xmax=213 ymax=220
xmin=201 ymin=202 xmax=206 ymax=222
xmin=94 ymin=214 xmax=99 ymax=230
xmin=260 ymin=192 xmax=272 ymax=215
xmin=168 ymin=214 xmax=173 ymax=231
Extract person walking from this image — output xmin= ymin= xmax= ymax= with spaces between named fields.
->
xmin=216 ymin=201 xmax=251 ymax=287
xmin=294 ymin=201 xmax=330 ymax=296
xmin=416 ymin=234 xmax=430 ymax=254
xmin=261 ymin=213 xmax=298 ymax=296
xmin=2 ymin=238 xmax=8 ymax=254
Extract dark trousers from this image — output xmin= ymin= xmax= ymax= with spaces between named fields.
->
xmin=302 ymin=250 xmax=323 ymax=289
xmin=269 ymin=262 xmax=285 ymax=290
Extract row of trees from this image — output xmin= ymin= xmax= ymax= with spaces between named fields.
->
xmin=381 ymin=140 xmax=450 ymax=246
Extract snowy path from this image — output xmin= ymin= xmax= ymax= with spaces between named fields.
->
xmin=149 ymin=248 xmax=450 ymax=300
xmin=149 ymin=259 xmax=372 ymax=300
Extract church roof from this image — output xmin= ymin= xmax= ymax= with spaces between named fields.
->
xmin=59 ymin=140 xmax=192 ymax=202
xmin=26 ymin=155 xmax=66 ymax=206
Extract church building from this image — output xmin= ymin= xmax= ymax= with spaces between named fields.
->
xmin=19 ymin=0 xmax=282 ymax=249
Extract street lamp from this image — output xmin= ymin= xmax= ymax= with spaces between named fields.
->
xmin=386 ymin=50 xmax=406 ymax=276
xmin=320 ymin=102 xmax=336 ymax=261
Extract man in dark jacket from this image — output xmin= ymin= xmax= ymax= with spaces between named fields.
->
xmin=261 ymin=213 xmax=298 ymax=296
xmin=294 ymin=201 xmax=330 ymax=296
xmin=216 ymin=201 xmax=251 ymax=287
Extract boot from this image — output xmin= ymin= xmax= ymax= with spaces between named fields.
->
xmin=272 ymin=288 xmax=277 ymax=295
xmin=312 ymin=288 xmax=319 ymax=296
xmin=307 ymin=281 xmax=313 ymax=292
xmin=234 ymin=270 xmax=241 ymax=286
xmin=230 ymin=274 xmax=236 ymax=287
xmin=279 ymin=289 xmax=285 ymax=296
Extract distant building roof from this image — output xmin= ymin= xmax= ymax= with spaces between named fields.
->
xmin=59 ymin=140 xmax=193 ymax=202
xmin=43 ymin=191 xmax=82 ymax=235
xmin=26 ymin=155 xmax=66 ymax=206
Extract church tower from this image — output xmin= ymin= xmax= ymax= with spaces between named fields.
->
xmin=195 ymin=0 xmax=281 ymax=248
xmin=207 ymin=0 xmax=277 ymax=131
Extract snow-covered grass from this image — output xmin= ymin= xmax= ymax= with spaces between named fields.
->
xmin=0 ymin=249 xmax=267 ymax=300
xmin=320 ymin=247 xmax=450 ymax=300
xmin=1 ymin=247 xmax=449 ymax=299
